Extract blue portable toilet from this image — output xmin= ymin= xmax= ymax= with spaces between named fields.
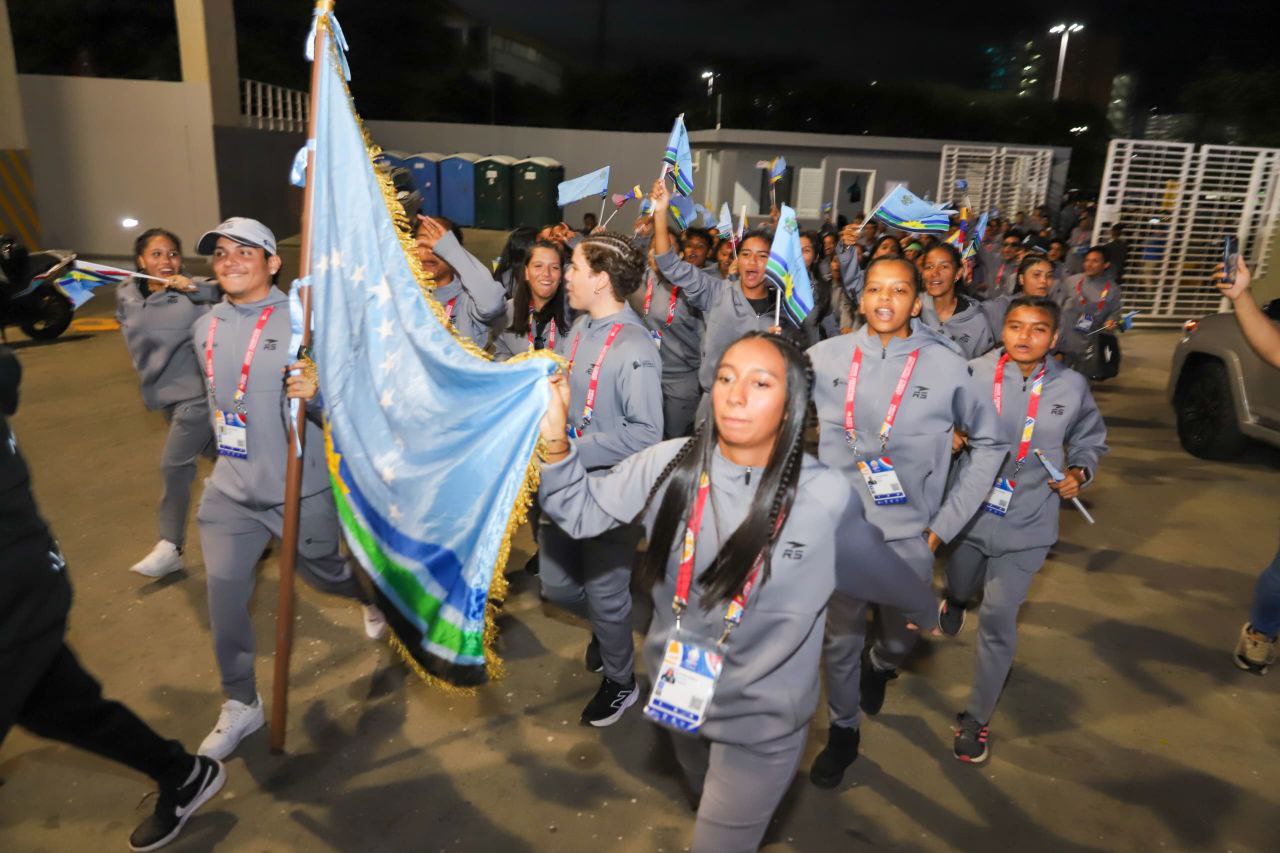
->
xmin=405 ymin=152 xmax=444 ymax=217
xmin=440 ymin=153 xmax=482 ymax=226
xmin=373 ymin=149 xmax=408 ymax=172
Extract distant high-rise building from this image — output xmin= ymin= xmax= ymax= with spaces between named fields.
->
xmin=984 ymin=29 xmax=1121 ymax=111
xmin=1108 ymin=74 xmax=1135 ymax=136
xmin=982 ymin=40 xmax=1046 ymax=97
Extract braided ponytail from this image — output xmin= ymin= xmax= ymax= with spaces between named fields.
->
xmin=579 ymin=231 xmax=646 ymax=300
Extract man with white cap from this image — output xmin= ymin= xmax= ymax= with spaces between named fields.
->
xmin=190 ymin=218 xmax=385 ymax=760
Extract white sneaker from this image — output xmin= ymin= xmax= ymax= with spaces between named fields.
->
xmin=130 ymin=541 xmax=184 ymax=578
xmin=362 ymin=604 xmax=388 ymax=640
xmin=197 ymin=695 xmax=264 ymax=760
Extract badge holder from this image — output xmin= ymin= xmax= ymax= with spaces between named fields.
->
xmin=1074 ymin=313 xmax=1094 ymax=333
xmin=649 ymin=327 xmax=663 ymax=349
xmin=858 ymin=455 xmax=907 ymax=506
xmin=982 ymin=476 xmax=1015 ymax=516
xmin=215 ymin=408 xmax=249 ymax=459
xmin=643 ymin=626 xmax=724 ymax=735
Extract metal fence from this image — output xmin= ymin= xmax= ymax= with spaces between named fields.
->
xmin=1092 ymin=139 xmax=1280 ymax=325
xmin=241 ymin=79 xmax=308 ymax=133
xmin=936 ymin=145 xmax=1053 ymax=215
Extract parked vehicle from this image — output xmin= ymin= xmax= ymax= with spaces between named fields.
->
xmin=0 ymin=234 xmax=75 ymax=341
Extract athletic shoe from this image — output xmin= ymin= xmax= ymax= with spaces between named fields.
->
xmin=197 ymin=695 xmax=264 ymax=760
xmin=808 ymin=724 xmax=861 ymax=789
xmin=1234 ymin=622 xmax=1276 ymax=675
xmin=953 ymin=712 xmax=990 ymax=763
xmin=523 ymin=551 xmax=540 ymax=576
xmin=130 ymin=541 xmax=183 ymax=578
xmin=580 ymin=675 xmax=638 ymax=727
xmin=128 ymin=756 xmax=225 ymax=851
xmin=584 ymin=634 xmax=604 ymax=673
xmin=362 ymin=604 xmax=388 ymax=640
xmin=859 ymin=662 xmax=897 ymax=716
xmin=939 ymin=597 xmax=967 ymax=637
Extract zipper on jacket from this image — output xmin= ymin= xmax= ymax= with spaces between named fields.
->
xmin=745 ymin=467 xmax=752 ymax=485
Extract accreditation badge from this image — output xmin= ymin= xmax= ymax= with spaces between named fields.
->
xmin=215 ymin=409 xmax=249 ymax=459
xmin=1074 ymin=313 xmax=1094 ymax=333
xmin=649 ymin=327 xmax=663 ymax=350
xmin=643 ymin=629 xmax=723 ymax=735
xmin=982 ymin=476 xmax=1015 ymax=516
xmin=857 ymin=457 xmax=907 ymax=506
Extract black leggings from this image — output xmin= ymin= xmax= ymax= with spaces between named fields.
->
xmin=0 ymin=641 xmax=192 ymax=789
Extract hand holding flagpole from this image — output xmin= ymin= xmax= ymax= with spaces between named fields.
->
xmin=1033 ymin=449 xmax=1096 ymax=524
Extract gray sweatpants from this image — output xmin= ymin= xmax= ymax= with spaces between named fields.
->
xmin=670 ymin=727 xmax=807 ymax=853
xmin=824 ymin=536 xmax=935 ymax=728
xmin=945 ymin=542 xmax=1047 ymax=723
xmin=157 ymin=396 xmax=215 ymax=547
xmin=538 ymin=517 xmax=639 ymax=683
xmin=663 ymin=389 xmax=700 ymax=440
xmin=197 ymin=484 xmax=367 ymax=704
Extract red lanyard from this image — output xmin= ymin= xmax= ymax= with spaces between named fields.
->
xmin=444 ymin=297 xmax=457 ymax=320
xmin=204 ymin=307 xmax=274 ymax=414
xmin=673 ymin=471 xmax=781 ymax=638
xmin=568 ymin=323 xmax=623 ymax=432
xmin=1076 ymin=280 xmax=1110 ymax=315
xmin=994 ymin=353 xmax=1046 ymax=469
xmin=843 ymin=346 xmax=920 ymax=450
xmin=527 ymin=312 xmax=557 ymax=350
xmin=642 ymin=274 xmax=680 ymax=328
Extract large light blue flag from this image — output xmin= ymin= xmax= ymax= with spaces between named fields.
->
xmin=662 ymin=114 xmax=694 ymax=196
xmin=764 ymin=205 xmax=814 ymax=329
xmin=305 ymin=15 xmax=556 ymax=686
xmin=557 ymin=166 xmax=610 ymax=207
xmin=868 ymin=185 xmax=956 ymax=234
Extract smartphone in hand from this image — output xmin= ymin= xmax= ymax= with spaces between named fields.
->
xmin=1223 ymin=235 xmax=1240 ymax=284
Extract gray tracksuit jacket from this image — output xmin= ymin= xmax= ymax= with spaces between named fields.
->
xmin=490 ymin=298 xmax=570 ymax=362
xmin=953 ymin=350 xmax=1108 ymax=554
xmin=430 ymin=231 xmax=507 ymax=349
xmin=655 ymin=251 xmax=777 ymax=394
xmin=836 ymin=243 xmax=865 ymax=301
xmin=191 ymin=287 xmax=331 ymax=508
xmin=626 ymin=269 xmax=704 ymax=400
xmin=117 ymin=277 xmax=221 ymax=409
xmin=807 ymin=322 xmax=1008 ymax=544
xmin=1055 ymin=273 xmax=1124 ymax=357
xmin=538 ymin=440 xmax=939 ymax=746
xmin=553 ymin=304 xmax=664 ymax=471
xmin=920 ymin=292 xmax=996 ymax=360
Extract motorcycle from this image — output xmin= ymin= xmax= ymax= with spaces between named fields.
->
xmin=0 ymin=234 xmax=76 ymax=341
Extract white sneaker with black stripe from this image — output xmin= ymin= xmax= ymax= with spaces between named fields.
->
xmin=580 ymin=675 xmax=638 ymax=727
xmin=128 ymin=755 xmax=225 ymax=851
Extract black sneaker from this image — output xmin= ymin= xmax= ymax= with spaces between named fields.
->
xmin=129 ymin=755 xmax=225 ymax=851
xmin=808 ymin=725 xmax=861 ymax=789
xmin=580 ymin=675 xmax=638 ymax=727
xmin=859 ymin=662 xmax=897 ymax=716
xmin=953 ymin=712 xmax=990 ymax=764
xmin=584 ymin=634 xmax=604 ymax=673
xmin=939 ymin=597 xmax=967 ymax=637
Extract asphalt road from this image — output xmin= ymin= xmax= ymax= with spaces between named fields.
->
xmin=0 ymin=290 xmax=1277 ymax=853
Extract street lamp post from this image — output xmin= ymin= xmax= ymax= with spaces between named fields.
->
xmin=1049 ymin=23 xmax=1083 ymax=102
xmin=701 ymin=69 xmax=722 ymax=130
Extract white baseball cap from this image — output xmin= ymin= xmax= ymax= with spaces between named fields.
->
xmin=196 ymin=217 xmax=278 ymax=256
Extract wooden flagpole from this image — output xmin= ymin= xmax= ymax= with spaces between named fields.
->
xmin=270 ymin=0 xmax=329 ymax=755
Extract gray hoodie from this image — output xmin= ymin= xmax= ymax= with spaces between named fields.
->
xmin=116 ymin=277 xmax=220 ymax=409
xmin=920 ymin=292 xmax=996 ymax=360
xmin=655 ymin=251 xmax=776 ymax=394
xmin=553 ymin=303 xmax=664 ymax=471
xmin=430 ymin=231 xmax=508 ymax=349
xmin=953 ymin=350 xmax=1108 ymax=553
xmin=490 ymin=298 xmax=570 ymax=363
xmin=191 ymin=287 xmax=331 ymax=508
xmin=538 ymin=440 xmax=938 ymax=746
xmin=835 ymin=242 xmax=865 ymax=301
xmin=1055 ymin=273 xmax=1123 ymax=357
xmin=806 ymin=321 xmax=1008 ymax=544
xmin=626 ymin=269 xmax=703 ymax=400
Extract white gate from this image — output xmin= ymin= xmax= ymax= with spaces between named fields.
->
xmin=1093 ymin=139 xmax=1280 ymax=324
xmin=936 ymin=145 xmax=1053 ymax=215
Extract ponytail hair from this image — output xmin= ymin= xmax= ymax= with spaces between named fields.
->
xmin=578 ymin=231 xmax=646 ymax=300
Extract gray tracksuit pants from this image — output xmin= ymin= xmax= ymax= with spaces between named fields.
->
xmin=197 ymin=484 xmax=367 ymax=704
xmin=824 ymin=536 xmax=935 ymax=728
xmin=670 ymin=726 xmax=807 ymax=853
xmin=538 ymin=517 xmax=639 ymax=683
xmin=945 ymin=542 xmax=1048 ymax=723
xmin=157 ymin=396 xmax=215 ymax=547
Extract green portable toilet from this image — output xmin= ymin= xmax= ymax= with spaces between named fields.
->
xmin=474 ymin=155 xmax=518 ymax=230
xmin=512 ymin=157 xmax=565 ymax=228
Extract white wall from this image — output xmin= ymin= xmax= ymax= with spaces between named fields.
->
xmin=365 ymin=119 xmax=667 ymax=228
xmin=18 ymin=74 xmax=221 ymax=255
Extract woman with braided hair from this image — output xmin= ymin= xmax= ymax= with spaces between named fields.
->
xmin=539 ymin=231 xmax=664 ymax=726
xmin=538 ymin=331 xmax=939 ymax=853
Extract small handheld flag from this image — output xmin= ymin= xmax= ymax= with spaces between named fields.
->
xmin=612 ymin=185 xmax=644 ymax=209
xmin=1087 ymin=310 xmax=1140 ymax=335
xmin=737 ymin=205 xmax=748 ymax=241
xmin=867 ymin=186 xmax=956 ymax=234
xmin=44 ymin=260 xmax=169 ymax=309
xmin=755 ymin=156 xmax=787 ymax=184
xmin=662 ymin=114 xmax=695 ymax=197
xmin=763 ymin=205 xmax=814 ymax=329
xmin=557 ymin=166 xmax=611 ymax=207
xmin=716 ymin=202 xmax=733 ymax=238
xmin=1033 ymin=449 xmax=1096 ymax=524
xmin=670 ymin=195 xmax=695 ymax=231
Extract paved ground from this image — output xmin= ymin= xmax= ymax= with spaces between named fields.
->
xmin=0 ymin=283 xmax=1277 ymax=852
